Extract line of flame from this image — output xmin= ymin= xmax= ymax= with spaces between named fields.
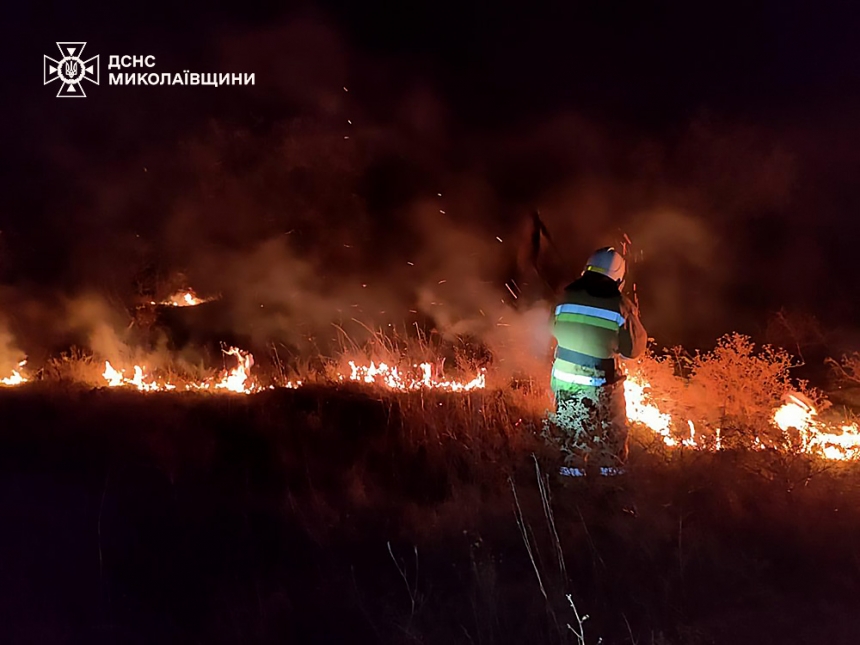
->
xmin=343 ymin=361 xmax=486 ymax=392
xmin=5 ymin=348 xmax=860 ymax=461
xmin=102 ymin=347 xmax=265 ymax=394
xmin=149 ymin=288 xmax=214 ymax=308
xmin=624 ymin=373 xmax=860 ymax=461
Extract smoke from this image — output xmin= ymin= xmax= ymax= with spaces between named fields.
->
xmin=3 ymin=13 xmax=855 ymax=377
xmin=624 ymin=209 xmax=723 ymax=344
xmin=0 ymin=321 xmax=25 ymax=375
xmin=0 ymin=288 xmax=175 ymax=372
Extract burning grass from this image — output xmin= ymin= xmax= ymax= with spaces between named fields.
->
xmin=149 ymin=287 xmax=218 ymax=308
xmin=0 ymin=360 xmax=27 ymax=386
xmin=4 ymin=315 xmax=860 ymax=642
xmin=4 ymin=323 xmax=860 ymax=463
xmin=624 ymin=333 xmax=860 ymax=460
xmin=101 ymin=346 xmax=264 ymax=393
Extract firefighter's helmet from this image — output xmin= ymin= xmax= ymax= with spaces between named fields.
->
xmin=583 ymin=247 xmax=626 ymax=283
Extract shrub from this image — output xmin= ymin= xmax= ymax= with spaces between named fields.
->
xmin=631 ymin=333 xmax=823 ymax=450
xmin=826 ymin=352 xmax=860 ymax=388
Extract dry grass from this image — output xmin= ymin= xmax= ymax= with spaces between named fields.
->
xmin=631 ymin=332 xmax=826 ymax=450
xmin=329 ymin=325 xmax=490 ymax=378
xmin=41 ymin=347 xmax=106 ymax=386
xmin=17 ymin=329 xmax=860 ymax=469
xmin=827 ymin=351 xmax=860 ymax=388
xmin=6 ymin=333 xmax=860 ymax=643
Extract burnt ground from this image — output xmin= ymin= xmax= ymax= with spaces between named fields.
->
xmin=1 ymin=385 xmax=860 ymax=644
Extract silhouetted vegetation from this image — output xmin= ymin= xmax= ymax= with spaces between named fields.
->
xmin=2 ymin=373 xmax=860 ymax=644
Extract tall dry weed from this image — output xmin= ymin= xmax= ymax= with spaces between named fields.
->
xmin=632 ymin=333 xmax=823 ymax=449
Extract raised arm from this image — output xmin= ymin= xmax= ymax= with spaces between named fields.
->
xmin=618 ymin=296 xmax=647 ymax=359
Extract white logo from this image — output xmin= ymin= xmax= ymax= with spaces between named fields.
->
xmin=44 ymin=42 xmax=99 ymax=97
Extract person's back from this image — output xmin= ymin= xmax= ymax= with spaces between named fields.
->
xmin=553 ymin=271 xmax=627 ymax=387
xmin=549 ymin=247 xmax=646 ymax=475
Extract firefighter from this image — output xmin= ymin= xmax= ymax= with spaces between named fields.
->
xmin=550 ymin=247 xmax=647 ymax=475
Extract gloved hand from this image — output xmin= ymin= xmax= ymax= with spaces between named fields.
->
xmin=618 ymin=293 xmax=647 ymax=359
xmin=620 ymin=294 xmax=640 ymax=322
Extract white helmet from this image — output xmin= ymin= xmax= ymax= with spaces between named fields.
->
xmin=583 ymin=247 xmax=626 ymax=283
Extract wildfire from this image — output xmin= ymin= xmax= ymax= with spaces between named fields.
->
xmin=624 ymin=373 xmax=860 ymax=461
xmin=103 ymin=361 xmax=174 ymax=391
xmin=772 ymin=394 xmax=860 ymax=460
xmin=102 ymin=361 xmax=124 ymax=386
xmin=773 ymin=393 xmax=817 ymax=436
xmin=151 ymin=288 xmax=213 ymax=308
xmin=1 ymin=360 xmax=28 ymax=387
xmin=213 ymin=347 xmax=255 ymax=393
xmin=624 ymin=378 xmax=675 ymax=444
xmin=98 ymin=352 xmax=483 ymax=395
xmin=3 ymin=334 xmax=855 ymax=463
xmin=344 ymin=361 xmax=486 ymax=392
xmin=102 ymin=347 xmax=260 ymax=394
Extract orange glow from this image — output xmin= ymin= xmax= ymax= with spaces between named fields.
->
xmin=772 ymin=395 xmax=860 ymax=459
xmin=623 ymin=376 xmax=675 ymax=445
xmin=151 ymin=288 xmax=213 ymax=308
xmin=1 ymin=361 xmax=28 ymax=387
xmin=213 ymin=347 xmax=256 ymax=393
xmin=34 ymin=342 xmax=860 ymax=462
xmin=624 ymin=369 xmax=860 ymax=461
xmin=344 ymin=361 xmax=486 ymax=392
xmin=100 ymin=352 xmax=482 ymax=395
xmin=102 ymin=347 xmax=260 ymax=394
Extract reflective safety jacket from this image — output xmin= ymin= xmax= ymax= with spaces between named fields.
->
xmin=550 ymin=274 xmax=647 ymax=391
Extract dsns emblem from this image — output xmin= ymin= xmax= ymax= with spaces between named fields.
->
xmin=44 ymin=42 xmax=99 ymax=97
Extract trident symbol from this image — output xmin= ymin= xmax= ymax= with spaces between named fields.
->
xmin=44 ymin=42 xmax=99 ymax=97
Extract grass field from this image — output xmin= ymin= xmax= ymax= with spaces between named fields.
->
xmin=2 ymin=379 xmax=860 ymax=644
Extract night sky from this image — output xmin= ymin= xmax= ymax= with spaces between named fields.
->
xmin=4 ymin=0 xmax=860 ymax=354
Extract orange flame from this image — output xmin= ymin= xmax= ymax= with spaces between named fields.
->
xmin=344 ymin=361 xmax=486 ymax=392
xmin=62 ymin=347 xmax=860 ymax=461
xmin=1 ymin=360 xmax=28 ymax=387
xmin=624 ymin=370 xmax=860 ymax=461
xmin=102 ymin=347 xmax=260 ymax=394
xmin=772 ymin=395 xmax=860 ymax=459
xmin=214 ymin=347 xmax=256 ymax=393
xmin=151 ymin=288 xmax=213 ymax=308
xmin=623 ymin=377 xmax=675 ymax=446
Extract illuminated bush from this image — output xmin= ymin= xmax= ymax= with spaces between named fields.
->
xmin=631 ymin=333 xmax=822 ymax=449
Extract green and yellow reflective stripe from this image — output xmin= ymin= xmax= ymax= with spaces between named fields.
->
xmin=554 ymin=304 xmax=625 ymax=326
xmin=554 ymin=312 xmax=619 ymax=331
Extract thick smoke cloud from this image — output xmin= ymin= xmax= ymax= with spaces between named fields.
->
xmin=2 ymin=15 xmax=857 ymax=372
